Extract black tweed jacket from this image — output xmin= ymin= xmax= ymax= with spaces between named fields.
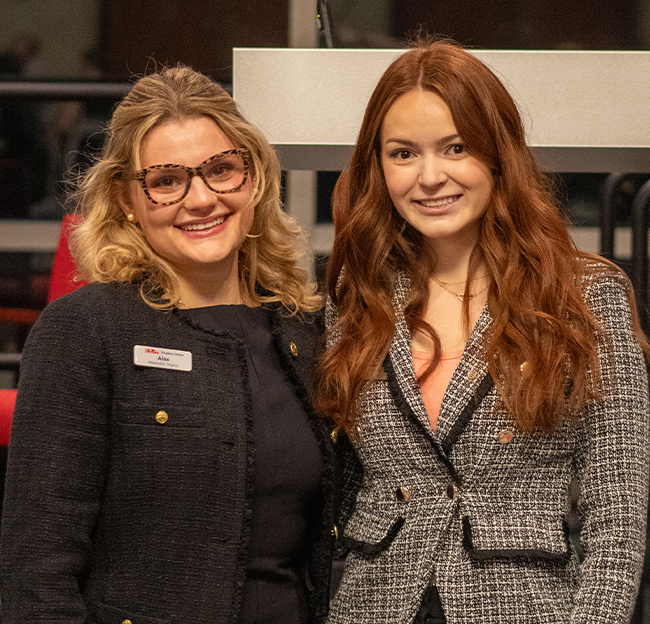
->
xmin=0 ymin=282 xmax=335 ymax=624
xmin=328 ymin=266 xmax=649 ymax=624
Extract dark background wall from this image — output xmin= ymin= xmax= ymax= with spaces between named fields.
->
xmin=100 ymin=0 xmax=289 ymax=82
xmin=391 ymin=0 xmax=637 ymax=50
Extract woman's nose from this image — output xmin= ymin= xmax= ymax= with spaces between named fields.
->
xmin=418 ymin=156 xmax=448 ymax=188
xmin=183 ymin=174 xmax=216 ymax=209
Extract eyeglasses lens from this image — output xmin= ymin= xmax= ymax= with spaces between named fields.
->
xmin=144 ymin=152 xmax=246 ymax=203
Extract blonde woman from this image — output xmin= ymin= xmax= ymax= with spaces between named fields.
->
xmin=0 ymin=67 xmax=335 ymax=624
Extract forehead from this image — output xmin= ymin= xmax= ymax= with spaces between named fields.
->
xmin=139 ymin=116 xmax=235 ymax=167
xmin=381 ymin=89 xmax=457 ymax=142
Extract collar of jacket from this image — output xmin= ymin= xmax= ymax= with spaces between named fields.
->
xmin=385 ymin=271 xmax=494 ymax=459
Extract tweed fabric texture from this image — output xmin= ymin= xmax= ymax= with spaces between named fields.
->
xmin=0 ymin=282 xmax=335 ymax=624
xmin=328 ymin=267 xmax=649 ymax=624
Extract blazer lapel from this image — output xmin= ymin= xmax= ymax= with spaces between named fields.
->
xmin=385 ymin=272 xmax=494 ymax=453
xmin=384 ymin=272 xmax=436 ymax=440
xmin=435 ymin=306 xmax=493 ymax=450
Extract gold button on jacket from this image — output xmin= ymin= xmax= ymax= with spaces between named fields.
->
xmin=497 ymin=428 xmax=514 ymax=444
xmin=395 ymin=486 xmax=411 ymax=502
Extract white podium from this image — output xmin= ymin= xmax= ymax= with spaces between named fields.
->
xmin=233 ymin=48 xmax=650 ymax=173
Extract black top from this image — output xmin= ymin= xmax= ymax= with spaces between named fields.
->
xmin=185 ymin=305 xmax=324 ymax=624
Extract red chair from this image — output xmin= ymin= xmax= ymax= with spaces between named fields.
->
xmin=0 ymin=215 xmax=87 ymax=445
xmin=0 ymin=389 xmax=17 ymax=446
xmin=0 ymin=388 xmax=15 ymax=514
xmin=48 ymin=213 xmax=88 ymax=302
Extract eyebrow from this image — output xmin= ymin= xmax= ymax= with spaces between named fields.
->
xmin=383 ymin=133 xmax=461 ymax=147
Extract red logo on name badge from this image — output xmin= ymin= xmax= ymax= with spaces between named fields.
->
xmin=145 ymin=348 xmax=159 ymax=354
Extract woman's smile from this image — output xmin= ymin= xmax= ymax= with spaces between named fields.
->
xmin=176 ymin=213 xmax=230 ymax=233
xmin=416 ymin=194 xmax=462 ymax=209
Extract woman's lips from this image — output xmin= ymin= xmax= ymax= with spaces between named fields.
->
xmin=177 ymin=215 xmax=228 ymax=232
xmin=417 ymin=194 xmax=461 ymax=208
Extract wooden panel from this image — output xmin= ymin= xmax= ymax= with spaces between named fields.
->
xmin=100 ymin=0 xmax=289 ymax=82
xmin=392 ymin=0 xmax=636 ymax=50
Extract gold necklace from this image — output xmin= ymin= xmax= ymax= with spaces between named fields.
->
xmin=434 ymin=273 xmax=490 ymax=287
xmin=432 ymin=276 xmax=490 ymax=302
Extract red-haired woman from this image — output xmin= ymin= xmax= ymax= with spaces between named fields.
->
xmin=319 ymin=40 xmax=650 ymax=624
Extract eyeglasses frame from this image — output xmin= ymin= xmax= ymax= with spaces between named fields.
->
xmin=121 ymin=148 xmax=251 ymax=206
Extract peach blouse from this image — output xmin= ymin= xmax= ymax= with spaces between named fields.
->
xmin=412 ymin=349 xmax=463 ymax=431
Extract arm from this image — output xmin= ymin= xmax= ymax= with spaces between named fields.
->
xmin=0 ymin=293 xmax=111 ymax=623
xmin=571 ymin=276 xmax=650 ymax=623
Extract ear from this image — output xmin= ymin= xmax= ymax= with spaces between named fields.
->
xmin=113 ymin=180 xmax=138 ymax=224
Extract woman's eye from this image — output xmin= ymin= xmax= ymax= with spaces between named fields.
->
xmin=392 ymin=149 xmax=412 ymax=160
xmin=147 ymin=170 xmax=185 ymax=189
xmin=448 ymin=144 xmax=466 ymax=155
xmin=205 ymin=163 xmax=234 ymax=179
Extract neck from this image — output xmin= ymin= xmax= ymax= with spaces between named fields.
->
xmin=178 ymin=283 xmax=244 ymax=308
xmin=175 ymin=257 xmax=245 ymax=308
xmin=426 ymin=237 xmax=482 ymax=284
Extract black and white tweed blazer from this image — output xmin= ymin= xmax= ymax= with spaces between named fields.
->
xmin=328 ymin=267 xmax=649 ymax=624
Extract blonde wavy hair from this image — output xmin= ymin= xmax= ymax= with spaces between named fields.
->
xmin=69 ymin=65 xmax=321 ymax=313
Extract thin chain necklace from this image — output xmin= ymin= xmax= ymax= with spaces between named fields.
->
xmin=432 ymin=276 xmax=490 ymax=302
xmin=434 ymin=274 xmax=490 ymax=287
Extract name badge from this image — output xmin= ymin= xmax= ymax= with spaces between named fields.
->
xmin=133 ymin=345 xmax=192 ymax=371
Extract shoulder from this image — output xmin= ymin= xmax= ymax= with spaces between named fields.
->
xmin=573 ymin=259 xmax=646 ymax=370
xmin=45 ymin=282 xmax=144 ymax=316
xmin=29 ymin=282 xmax=165 ymax=351
xmin=575 ymin=257 xmax=633 ymax=322
xmin=326 ymin=270 xmax=405 ymax=330
xmin=577 ymin=255 xmax=629 ymax=290
xmin=265 ymin=303 xmax=324 ymax=337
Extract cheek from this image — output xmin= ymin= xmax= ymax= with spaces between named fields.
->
xmin=241 ymin=203 xmax=255 ymax=235
xmin=136 ymin=207 xmax=175 ymax=248
xmin=465 ymin=161 xmax=494 ymax=196
xmin=234 ymin=185 xmax=256 ymax=233
xmin=382 ymin=165 xmax=410 ymax=201
xmin=478 ymin=175 xmax=494 ymax=211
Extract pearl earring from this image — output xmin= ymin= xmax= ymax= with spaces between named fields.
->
xmin=127 ymin=213 xmax=135 ymax=223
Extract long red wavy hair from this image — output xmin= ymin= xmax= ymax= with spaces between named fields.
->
xmin=317 ymin=40 xmax=649 ymax=436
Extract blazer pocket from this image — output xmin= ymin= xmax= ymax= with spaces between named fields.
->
xmin=462 ymin=513 xmax=571 ymax=563
xmin=340 ymin=505 xmax=405 ymax=556
xmin=93 ymin=602 xmax=171 ymax=624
